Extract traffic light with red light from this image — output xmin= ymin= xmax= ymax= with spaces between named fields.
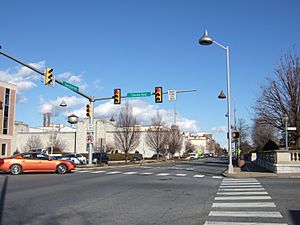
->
xmin=114 ymin=89 xmax=121 ymax=104
xmin=86 ymin=104 xmax=92 ymax=118
xmin=155 ymin=87 xmax=162 ymax=103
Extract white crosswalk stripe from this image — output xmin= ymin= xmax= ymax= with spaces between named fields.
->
xmin=204 ymin=178 xmax=287 ymax=225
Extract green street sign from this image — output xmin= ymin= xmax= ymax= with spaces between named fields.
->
xmin=63 ymin=81 xmax=79 ymax=92
xmin=127 ymin=92 xmax=151 ymax=98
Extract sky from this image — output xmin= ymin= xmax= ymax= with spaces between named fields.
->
xmin=1 ymin=0 xmax=300 ymax=148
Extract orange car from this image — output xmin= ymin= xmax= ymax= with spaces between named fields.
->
xmin=0 ymin=152 xmax=76 ymax=175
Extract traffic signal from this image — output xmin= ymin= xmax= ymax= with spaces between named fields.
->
xmin=155 ymin=87 xmax=163 ymax=103
xmin=86 ymin=104 xmax=92 ymax=118
xmin=45 ymin=67 xmax=54 ymax=86
xmin=114 ymin=89 xmax=121 ymax=104
xmin=232 ymin=131 xmax=240 ymax=139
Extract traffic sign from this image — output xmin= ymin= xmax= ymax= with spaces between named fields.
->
xmin=86 ymin=134 xmax=94 ymax=144
xmin=168 ymin=90 xmax=177 ymax=101
xmin=87 ymin=124 xmax=94 ymax=132
xmin=63 ymin=81 xmax=79 ymax=92
xmin=287 ymin=127 xmax=297 ymax=131
xmin=127 ymin=92 xmax=151 ymax=97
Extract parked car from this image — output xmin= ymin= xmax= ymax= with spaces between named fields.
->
xmin=92 ymin=152 xmax=109 ymax=164
xmin=0 ymin=152 xmax=76 ymax=175
xmin=62 ymin=154 xmax=87 ymax=165
xmin=189 ymin=153 xmax=199 ymax=160
xmin=130 ymin=156 xmax=142 ymax=162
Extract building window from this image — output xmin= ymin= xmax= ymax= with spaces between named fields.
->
xmin=3 ymin=88 xmax=10 ymax=135
xmin=1 ymin=144 xmax=6 ymax=156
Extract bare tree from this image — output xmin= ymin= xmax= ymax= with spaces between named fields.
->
xmin=185 ymin=140 xmax=196 ymax=153
xmin=254 ymin=50 xmax=300 ymax=149
xmin=168 ymin=125 xmax=183 ymax=159
xmin=25 ymin=136 xmax=43 ymax=150
xmin=145 ymin=112 xmax=169 ymax=160
xmin=114 ymin=102 xmax=141 ymax=162
xmin=252 ymin=117 xmax=278 ymax=152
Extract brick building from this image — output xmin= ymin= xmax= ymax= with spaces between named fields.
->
xmin=0 ymin=81 xmax=17 ymax=156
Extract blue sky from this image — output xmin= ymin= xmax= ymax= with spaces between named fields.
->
xmin=1 ymin=0 xmax=300 ymax=148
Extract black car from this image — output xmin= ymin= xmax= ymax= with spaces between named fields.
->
xmin=130 ymin=156 xmax=142 ymax=162
xmin=92 ymin=152 xmax=109 ymax=164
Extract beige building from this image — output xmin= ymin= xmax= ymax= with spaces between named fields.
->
xmin=185 ymin=132 xmax=213 ymax=154
xmin=0 ymin=81 xmax=17 ymax=156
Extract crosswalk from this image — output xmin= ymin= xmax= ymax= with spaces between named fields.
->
xmin=75 ymin=169 xmax=223 ymax=179
xmin=204 ymin=178 xmax=288 ymax=225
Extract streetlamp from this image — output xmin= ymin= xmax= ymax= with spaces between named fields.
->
xmin=282 ymin=114 xmax=289 ymax=151
xmin=199 ymin=30 xmax=234 ymax=174
xmin=68 ymin=114 xmax=79 ymax=154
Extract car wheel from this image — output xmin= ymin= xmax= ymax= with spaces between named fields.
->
xmin=10 ymin=164 xmax=22 ymax=175
xmin=56 ymin=164 xmax=67 ymax=174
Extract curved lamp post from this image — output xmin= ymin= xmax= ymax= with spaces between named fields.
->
xmin=68 ymin=114 xmax=79 ymax=154
xmin=199 ymin=30 xmax=234 ymax=174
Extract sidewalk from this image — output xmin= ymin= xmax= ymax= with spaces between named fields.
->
xmin=223 ymin=161 xmax=300 ymax=179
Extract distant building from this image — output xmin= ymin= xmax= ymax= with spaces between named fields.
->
xmin=0 ymin=81 xmax=17 ymax=156
xmin=184 ymin=132 xmax=214 ymax=153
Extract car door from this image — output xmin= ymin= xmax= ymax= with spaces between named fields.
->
xmin=21 ymin=153 xmax=38 ymax=172
xmin=35 ymin=153 xmax=56 ymax=171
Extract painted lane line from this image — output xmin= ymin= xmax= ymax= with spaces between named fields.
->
xmin=213 ymin=176 xmax=223 ymax=179
xmin=220 ymin=185 xmax=262 ymax=188
xmin=175 ymin=174 xmax=187 ymax=177
xmin=218 ymin=188 xmax=265 ymax=191
xmin=139 ymin=172 xmax=154 ymax=175
xmin=221 ymin=179 xmax=258 ymax=183
xmin=122 ymin=172 xmax=138 ymax=175
xmin=212 ymin=202 xmax=276 ymax=208
xmin=106 ymin=171 xmax=122 ymax=175
xmin=91 ymin=171 xmax=106 ymax=174
xmin=193 ymin=175 xmax=205 ymax=178
xmin=215 ymin=196 xmax=271 ymax=200
xmin=204 ymin=222 xmax=287 ymax=225
xmin=209 ymin=211 xmax=282 ymax=218
xmin=156 ymin=173 xmax=170 ymax=176
xmin=220 ymin=183 xmax=261 ymax=186
xmin=217 ymin=191 xmax=268 ymax=195
xmin=76 ymin=170 xmax=90 ymax=173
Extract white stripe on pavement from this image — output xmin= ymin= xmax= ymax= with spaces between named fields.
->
xmin=193 ymin=175 xmax=205 ymax=178
xmin=106 ymin=171 xmax=122 ymax=175
xmin=219 ymin=185 xmax=263 ymax=188
xmin=91 ymin=171 xmax=106 ymax=174
xmin=213 ymin=176 xmax=223 ymax=179
xmin=139 ymin=172 xmax=154 ymax=175
xmin=204 ymin=221 xmax=287 ymax=225
xmin=215 ymin=196 xmax=271 ymax=200
xmin=76 ymin=170 xmax=90 ymax=173
xmin=212 ymin=202 xmax=276 ymax=208
xmin=218 ymin=188 xmax=265 ymax=191
xmin=122 ymin=172 xmax=138 ymax=175
xmin=209 ymin=211 xmax=282 ymax=218
xmin=175 ymin=174 xmax=187 ymax=177
xmin=156 ymin=173 xmax=170 ymax=176
xmin=217 ymin=191 xmax=268 ymax=195
xmin=220 ymin=183 xmax=261 ymax=186
xmin=221 ymin=180 xmax=258 ymax=183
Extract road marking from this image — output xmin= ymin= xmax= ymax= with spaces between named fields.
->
xmin=175 ymin=173 xmax=187 ymax=177
xmin=204 ymin=222 xmax=287 ymax=225
xmin=215 ymin=196 xmax=271 ymax=200
xmin=91 ymin=171 xmax=106 ymax=174
xmin=122 ymin=172 xmax=138 ymax=175
xmin=76 ymin=170 xmax=90 ymax=173
xmin=204 ymin=221 xmax=288 ymax=225
xmin=217 ymin=191 xmax=268 ymax=195
xmin=220 ymin=185 xmax=263 ymax=188
xmin=106 ymin=171 xmax=121 ymax=175
xmin=218 ymin=188 xmax=265 ymax=191
xmin=193 ymin=174 xmax=205 ymax=178
xmin=209 ymin=211 xmax=282 ymax=218
xmin=212 ymin=202 xmax=276 ymax=208
xmin=156 ymin=173 xmax=170 ymax=176
xmin=212 ymin=176 xmax=223 ymax=179
xmin=220 ymin=183 xmax=261 ymax=185
xmin=222 ymin=179 xmax=258 ymax=183
xmin=139 ymin=172 xmax=154 ymax=175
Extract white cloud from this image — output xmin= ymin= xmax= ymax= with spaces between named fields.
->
xmin=211 ymin=126 xmax=227 ymax=133
xmin=57 ymin=72 xmax=87 ymax=90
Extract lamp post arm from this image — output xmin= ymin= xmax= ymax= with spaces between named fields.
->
xmin=213 ymin=40 xmax=227 ymax=50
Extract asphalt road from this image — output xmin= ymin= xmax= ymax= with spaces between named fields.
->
xmin=1 ymin=157 xmax=298 ymax=225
